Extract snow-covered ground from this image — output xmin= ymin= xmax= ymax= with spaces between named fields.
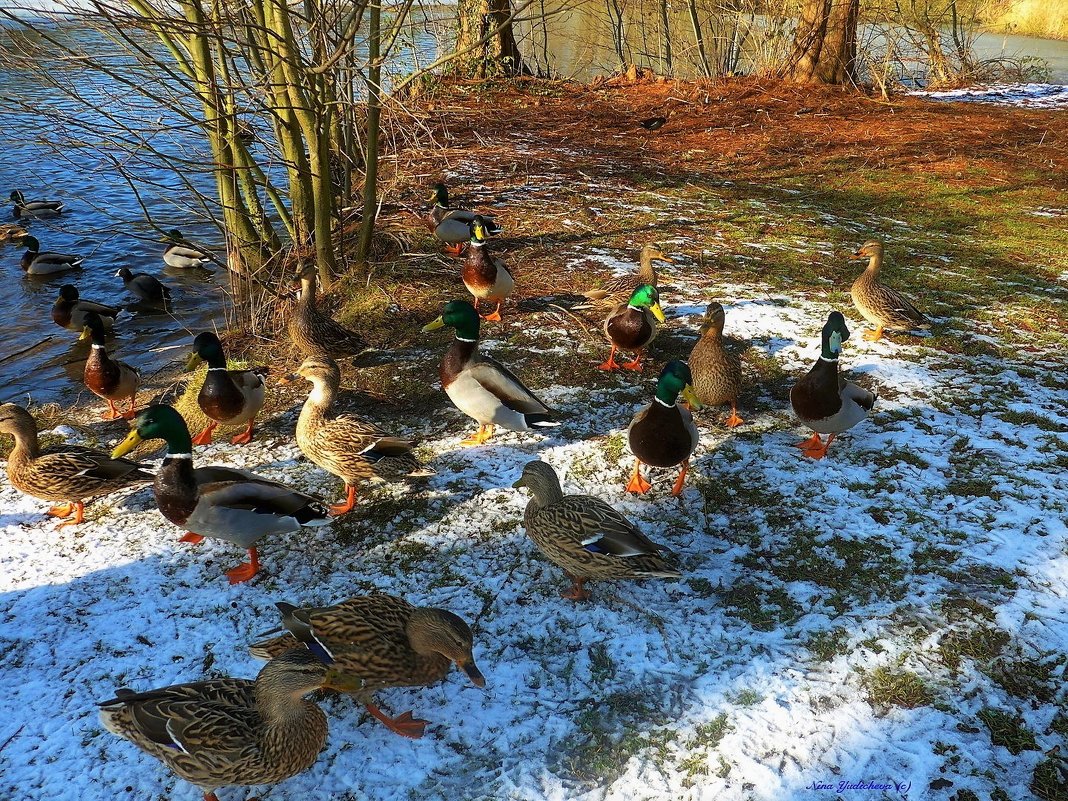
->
xmin=1 ymin=234 xmax=1065 ymax=801
xmin=911 ymin=82 xmax=1068 ymax=108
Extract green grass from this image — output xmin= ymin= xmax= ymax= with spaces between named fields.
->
xmin=863 ymin=666 xmax=935 ymax=710
xmin=977 ymin=708 xmax=1039 ymax=755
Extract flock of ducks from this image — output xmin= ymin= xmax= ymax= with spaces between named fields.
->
xmin=1 ymin=183 xmax=932 ymax=801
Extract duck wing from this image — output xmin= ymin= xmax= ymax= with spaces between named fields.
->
xmin=199 ymin=478 xmax=328 ymax=522
xmin=551 ymin=496 xmax=670 ymax=558
xmin=466 ymin=356 xmax=550 ymax=415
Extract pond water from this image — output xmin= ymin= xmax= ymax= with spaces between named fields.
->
xmin=1 ymin=9 xmax=1065 ymax=407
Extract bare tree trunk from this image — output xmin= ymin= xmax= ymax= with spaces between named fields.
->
xmin=454 ymin=0 xmax=532 ymax=76
xmin=791 ymin=0 xmax=859 ymax=84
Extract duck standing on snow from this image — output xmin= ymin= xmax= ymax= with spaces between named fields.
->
xmin=425 ymin=182 xmax=501 ymax=255
xmin=461 ymin=215 xmax=513 ymax=322
xmin=422 ymin=300 xmax=556 ymax=446
xmin=287 ymin=264 xmax=368 ymax=360
xmin=0 ymin=403 xmax=151 ymax=528
xmin=82 ymin=311 xmax=139 ymax=420
xmin=578 ymin=243 xmax=672 ymax=312
xmin=116 ymin=266 xmax=171 ymax=306
xmin=512 ymin=460 xmax=680 ymax=601
xmin=249 ymin=594 xmax=484 ymax=739
xmin=18 ymin=235 xmax=83 ymax=275
xmin=112 ymin=404 xmax=330 ymax=583
xmin=10 ymin=189 xmax=63 ymax=219
xmin=52 ymin=284 xmax=119 ymax=333
xmin=626 ymin=360 xmax=701 ymax=496
xmin=99 ymin=648 xmax=342 ymax=801
xmin=288 ymin=356 xmax=428 ymax=515
xmin=790 ymin=311 xmax=876 ymax=460
xmin=161 ymin=228 xmax=212 ymax=269
xmin=850 ymin=240 xmax=930 ymax=341
xmin=599 ymin=283 xmax=666 ymax=372
xmin=187 ymin=332 xmax=266 ymax=445
xmin=689 ymin=302 xmax=744 ymax=428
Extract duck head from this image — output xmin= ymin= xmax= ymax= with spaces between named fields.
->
xmin=627 ymin=284 xmax=666 ymax=323
xmin=112 ymin=404 xmax=191 ymax=457
xmin=422 ymin=300 xmax=480 ymax=341
xmin=655 ymin=360 xmax=701 ymax=408
xmin=820 ymin=311 xmax=850 ymax=360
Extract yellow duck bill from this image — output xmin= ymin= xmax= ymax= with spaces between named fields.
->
xmin=681 ymin=385 xmax=702 ymax=410
xmin=111 ymin=430 xmax=143 ymax=459
xmin=421 ymin=316 xmax=446 ymax=333
xmin=649 ymin=302 xmax=667 ymax=323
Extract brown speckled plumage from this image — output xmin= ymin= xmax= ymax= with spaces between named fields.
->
xmin=288 ymin=265 xmax=368 ymax=360
xmin=850 ymin=240 xmax=930 ymax=336
xmin=689 ymin=303 xmax=743 ymax=426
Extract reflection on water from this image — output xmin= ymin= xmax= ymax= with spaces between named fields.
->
xmin=0 ymin=22 xmax=229 ymax=406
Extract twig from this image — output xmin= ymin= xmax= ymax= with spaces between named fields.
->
xmin=0 ymin=724 xmax=25 ymax=754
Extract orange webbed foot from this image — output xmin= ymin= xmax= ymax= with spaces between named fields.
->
xmin=46 ymin=502 xmax=74 ymax=518
xmin=794 ymin=433 xmax=823 ymax=450
xmin=226 ymin=562 xmax=260 ymax=584
xmin=725 ymin=412 xmax=744 ymax=428
xmin=460 ymin=425 xmax=494 ymax=446
xmin=101 ymin=402 xmax=122 ymax=421
xmin=329 ymin=485 xmax=357 ymax=516
xmin=191 ymin=424 xmax=216 ymax=446
xmin=55 ymin=503 xmax=85 ymax=529
xmin=863 ymin=326 xmax=884 ymax=341
xmin=670 ymin=462 xmax=690 ymax=497
xmin=619 ymin=355 xmax=644 ymax=371
xmin=366 ymin=704 xmax=429 ymax=739
xmin=597 ymin=358 xmax=620 ymax=371
xmin=179 ymin=532 xmax=205 ymax=545
xmin=443 ymin=243 xmax=465 ymax=257
xmin=480 ymin=310 xmax=502 ymax=322
xmin=625 ymin=462 xmax=652 ymax=494
xmin=230 ymin=422 xmax=255 ymax=445
xmin=560 ymin=577 xmax=591 ymax=602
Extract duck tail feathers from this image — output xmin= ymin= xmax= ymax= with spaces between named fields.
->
xmin=524 ymin=413 xmax=558 ymax=430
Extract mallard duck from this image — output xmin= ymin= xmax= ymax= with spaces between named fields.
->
xmin=287 ymin=264 xmax=368 ymax=359
xmin=51 ymin=284 xmax=120 ymax=334
xmin=0 ymin=223 xmax=28 ymax=242
xmin=599 ymin=284 xmax=666 ymax=371
xmin=248 ymin=593 xmax=484 ymax=739
xmin=0 ymin=402 xmax=151 ymax=528
xmin=10 ymin=189 xmax=63 ymax=219
xmin=288 ymin=356 xmax=428 ymax=515
xmin=17 ymin=235 xmax=83 ymax=275
xmin=578 ymin=243 xmax=672 ymax=312
xmin=790 ymin=311 xmax=876 ymax=460
xmin=161 ymin=229 xmax=212 ymax=269
xmin=112 ymin=404 xmax=330 ymax=583
xmin=626 ymin=360 xmax=701 ymax=496
xmin=425 ymin=182 xmax=501 ymax=255
xmin=422 ymin=300 xmax=556 ymax=446
xmin=82 ymin=311 xmax=139 ymax=420
xmin=512 ymin=460 xmax=679 ymax=601
xmin=850 ymin=240 xmax=930 ymax=341
xmin=100 ymin=648 xmax=341 ymax=801
xmin=639 ymin=113 xmax=670 ymax=131
xmin=461 ymin=215 xmax=514 ymax=322
xmin=689 ymin=303 xmax=743 ymax=428
xmin=116 ymin=266 xmax=171 ymax=305
xmin=187 ymin=332 xmax=266 ymax=445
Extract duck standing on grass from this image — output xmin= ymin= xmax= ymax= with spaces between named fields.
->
xmin=249 ymin=594 xmax=485 ymax=739
xmin=99 ymin=648 xmax=344 ymax=801
xmin=112 ymin=404 xmax=330 ymax=583
xmin=287 ymin=263 xmax=368 ymax=360
xmin=422 ymin=300 xmax=556 ymax=446
xmin=51 ymin=284 xmax=119 ymax=333
xmin=82 ymin=311 xmax=139 ymax=420
xmin=512 ymin=460 xmax=680 ymax=601
xmin=0 ymin=402 xmax=151 ymax=528
xmin=599 ymin=284 xmax=666 ymax=372
xmin=10 ymin=189 xmax=63 ymax=219
xmin=425 ymin=182 xmax=501 ymax=255
xmin=626 ymin=360 xmax=702 ymax=496
xmin=187 ymin=331 xmax=266 ymax=445
xmin=18 ymin=235 xmax=83 ymax=275
xmin=287 ymin=356 xmax=429 ymax=515
xmin=578 ymin=243 xmax=672 ymax=312
xmin=689 ymin=302 xmax=744 ymax=428
xmin=790 ymin=311 xmax=876 ymax=460
xmin=461 ymin=215 xmax=513 ymax=322
xmin=850 ymin=240 xmax=930 ymax=341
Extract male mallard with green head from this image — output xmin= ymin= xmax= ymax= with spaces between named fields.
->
xmin=18 ymin=235 xmax=83 ymax=275
xmin=288 ymin=356 xmax=428 ymax=515
xmin=689 ymin=302 xmax=743 ymax=428
xmin=82 ymin=311 xmax=139 ymax=420
xmin=0 ymin=403 xmax=151 ymax=528
xmin=10 ymin=189 xmax=63 ymax=219
xmin=425 ymin=182 xmax=501 ymax=255
xmin=100 ymin=648 xmax=344 ymax=801
xmin=112 ymin=404 xmax=330 ymax=583
xmin=512 ymin=460 xmax=680 ymax=601
xmin=850 ymin=240 xmax=930 ymax=341
xmin=790 ymin=311 xmax=876 ymax=459
xmin=626 ymin=360 xmax=702 ymax=496
xmin=161 ymin=228 xmax=212 ymax=269
xmin=249 ymin=593 xmax=484 ymax=739
xmin=187 ymin=332 xmax=266 ymax=445
xmin=461 ymin=215 xmax=514 ymax=322
xmin=422 ymin=300 xmax=556 ymax=446
xmin=51 ymin=284 xmax=119 ymax=333
xmin=599 ymin=283 xmax=666 ymax=371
